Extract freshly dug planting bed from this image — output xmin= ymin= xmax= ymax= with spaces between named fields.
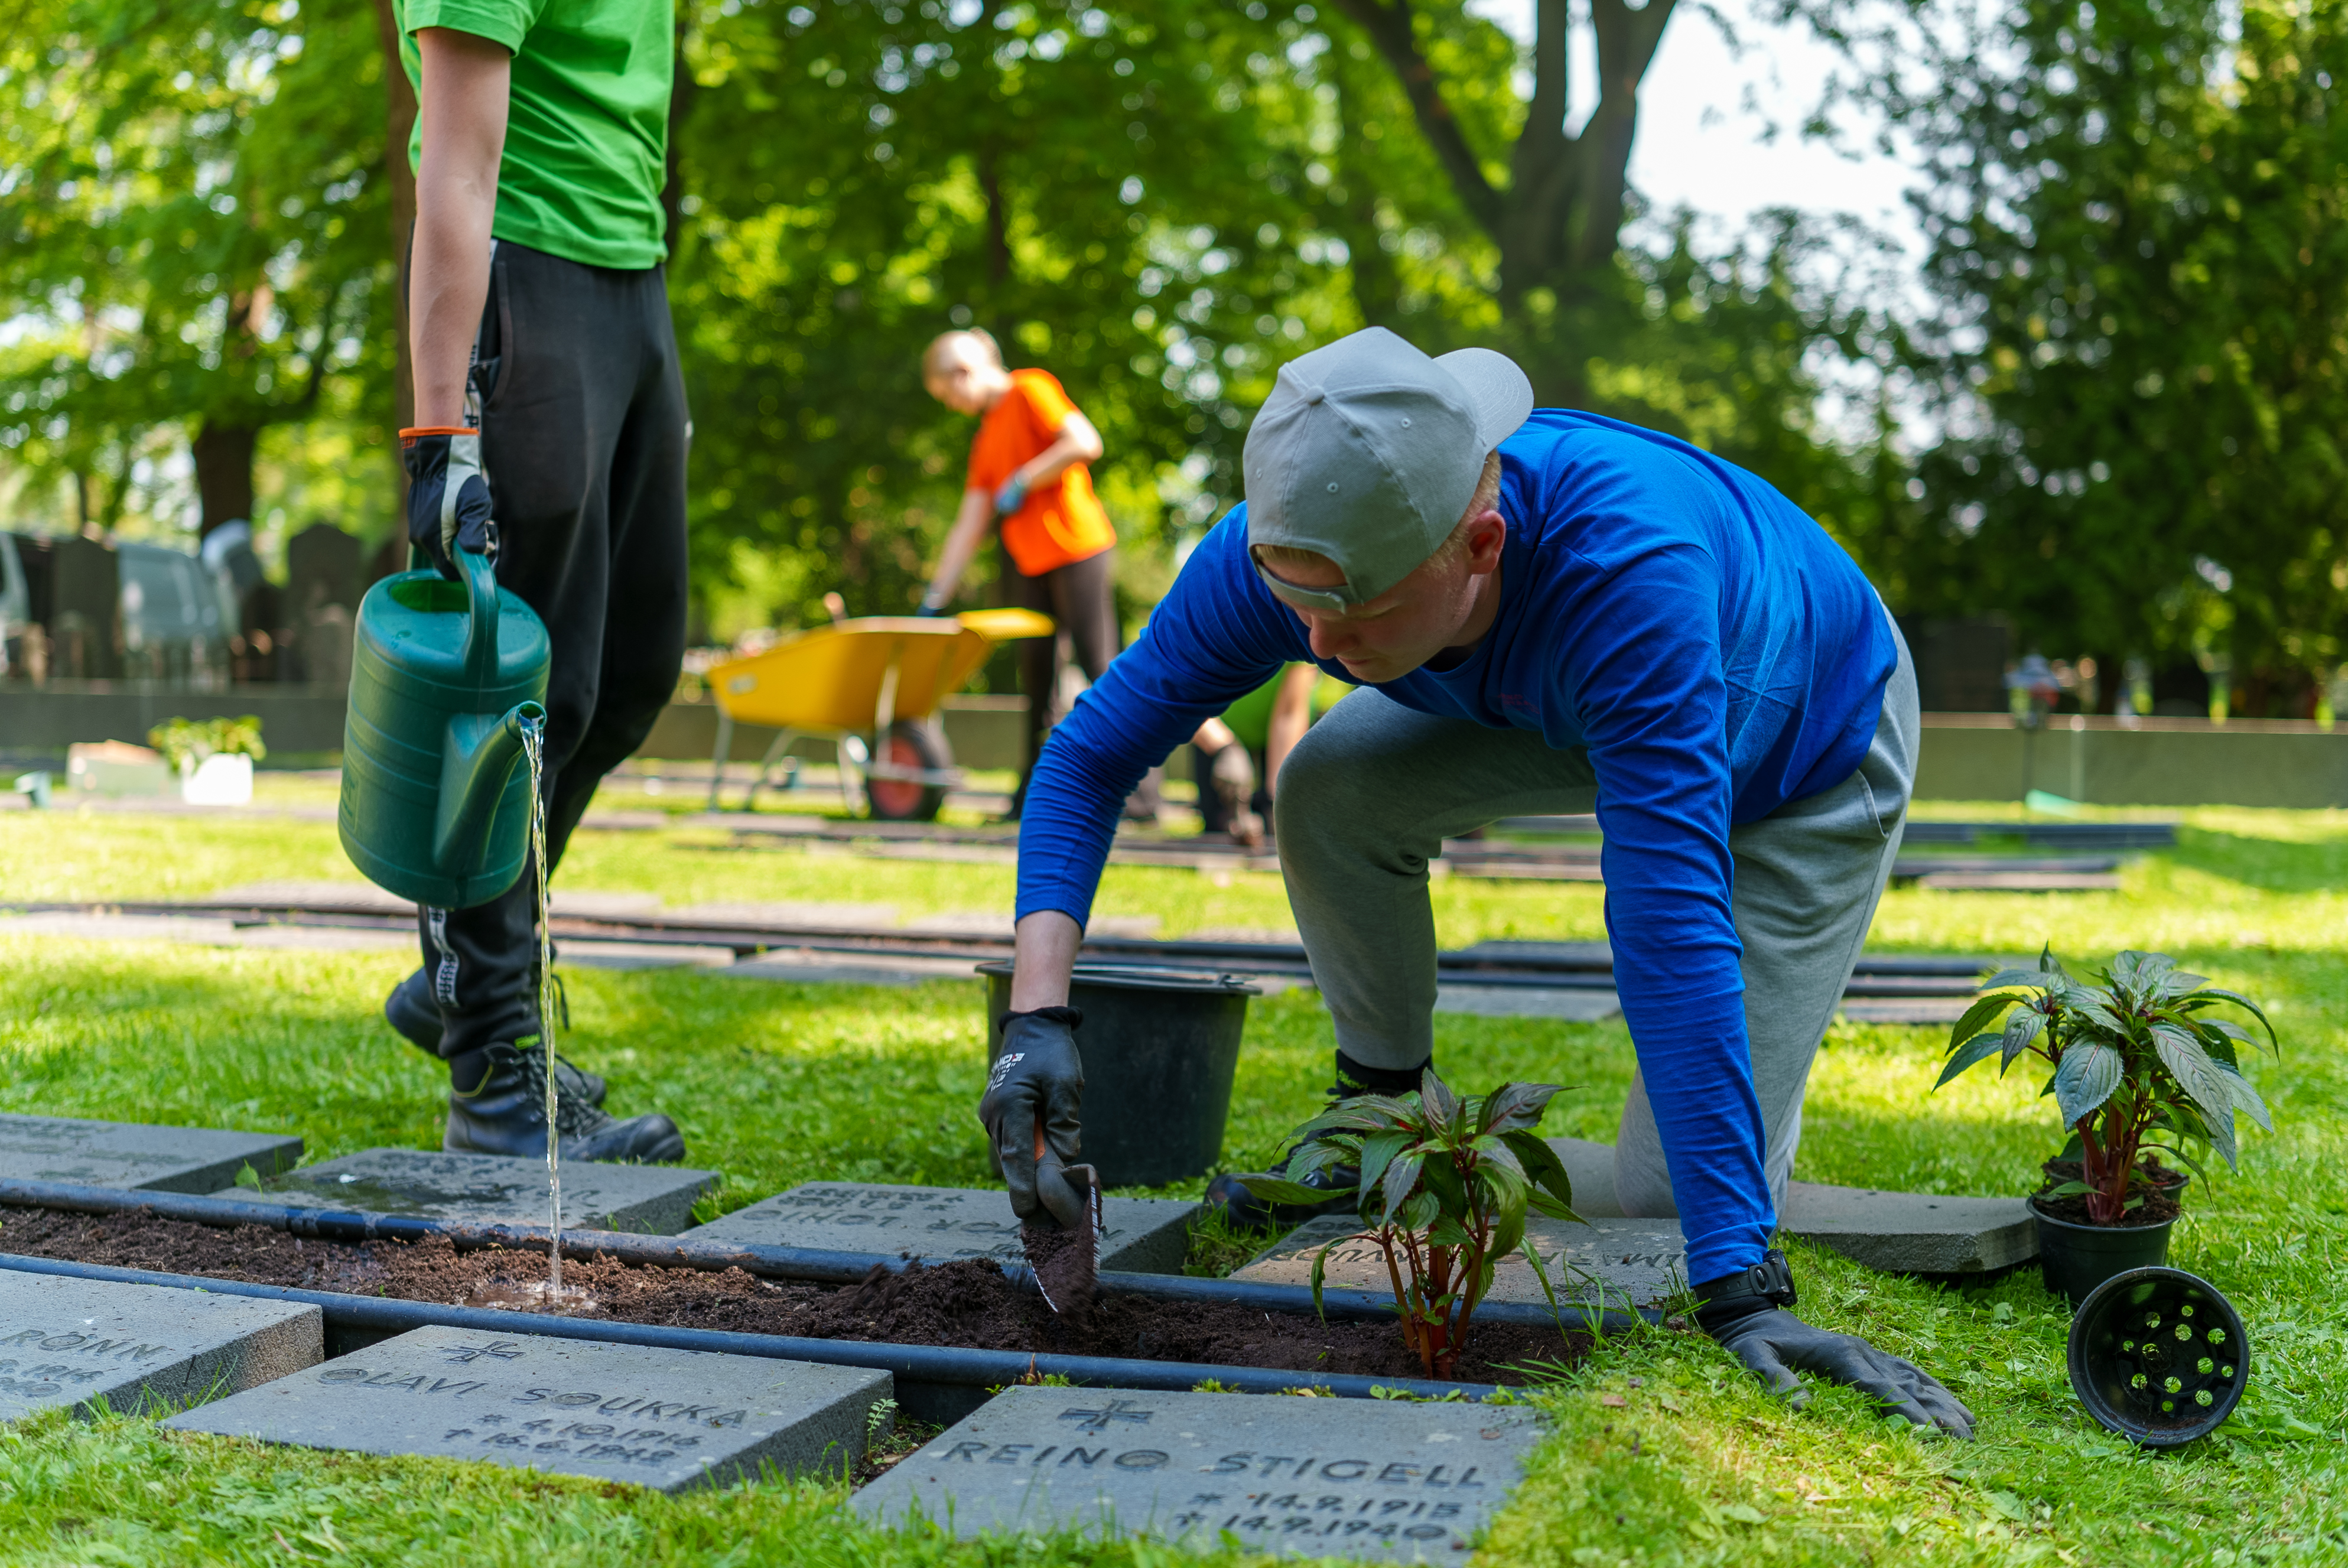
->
xmin=0 ymin=1205 xmax=1591 ymax=1387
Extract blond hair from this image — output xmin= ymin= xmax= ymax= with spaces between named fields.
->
xmin=922 ymin=326 xmax=1003 ymax=382
xmin=1254 ymin=451 xmax=1504 ymax=583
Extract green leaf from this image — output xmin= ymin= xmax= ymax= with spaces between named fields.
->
xmin=1479 ymin=1081 xmax=1563 ymax=1135
xmin=1427 ymin=1216 xmax=1474 ymax=1248
xmin=1948 ymin=991 xmax=2024 ymax=1048
xmin=1528 ymin=1189 xmax=1584 ymax=1222
xmin=2053 ymin=1040 xmax=2123 ymax=1126
xmin=1975 ymin=969 xmax=2048 ymax=995
xmin=1518 ymin=1237 xmax=1565 ymax=1327
xmin=1230 ymin=1175 xmax=1341 ymax=1206
xmin=1419 ymin=1150 xmax=1469 ymax=1216
xmin=1309 ymin=1241 xmax=1332 ymax=1319
xmin=1999 ymin=1008 xmax=2047 ymax=1072
xmin=2182 ymin=987 xmax=2280 ymax=1052
xmin=2151 ymin=1023 xmax=2239 ymax=1168
xmin=2214 ymin=1059 xmax=2273 ymax=1133
xmin=1380 ymin=1150 xmax=1426 ymax=1227
xmin=1420 ymin=1068 xmax=1461 ymax=1134
xmin=1355 ymin=1131 xmax=1412 ymax=1202
xmin=1935 ymin=1030 xmax=2007 ymax=1089
xmin=1489 ymin=1201 xmax=1526 ymax=1260
xmin=1501 ymin=1131 xmax=1576 ymax=1212
xmin=1399 ymin=1190 xmax=1440 ymax=1232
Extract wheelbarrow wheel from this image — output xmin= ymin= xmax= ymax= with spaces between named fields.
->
xmin=866 ymin=720 xmax=950 ymax=822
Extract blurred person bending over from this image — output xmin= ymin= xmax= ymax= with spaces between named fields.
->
xmin=917 ymin=329 xmax=1143 ymax=817
xmin=382 ymin=0 xmax=687 ymax=1162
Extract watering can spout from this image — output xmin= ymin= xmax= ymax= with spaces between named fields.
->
xmin=431 ymin=700 xmax=546 ymax=892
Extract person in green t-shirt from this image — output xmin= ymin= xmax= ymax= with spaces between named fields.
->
xmin=384 ymin=0 xmax=688 ymax=1165
xmin=1190 ymin=663 xmax=1349 ymax=841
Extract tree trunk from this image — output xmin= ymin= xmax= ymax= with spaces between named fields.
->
xmin=193 ymin=423 xmax=261 ymax=537
xmin=372 ymin=0 xmax=420 ymax=517
xmin=1330 ymin=0 xmax=1676 ymax=373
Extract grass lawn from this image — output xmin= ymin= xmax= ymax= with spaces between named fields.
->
xmin=1 ymin=800 xmax=2345 ymax=1564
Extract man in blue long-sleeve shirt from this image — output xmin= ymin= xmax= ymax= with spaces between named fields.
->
xmin=978 ymin=328 xmax=1970 ymax=1434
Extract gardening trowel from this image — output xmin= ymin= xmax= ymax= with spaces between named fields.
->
xmin=1023 ymin=1118 xmax=1101 ymax=1317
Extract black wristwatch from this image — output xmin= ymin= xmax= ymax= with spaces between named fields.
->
xmin=1693 ymin=1247 xmax=1798 ymax=1332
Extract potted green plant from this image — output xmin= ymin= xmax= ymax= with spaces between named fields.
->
xmin=147 ymin=715 xmax=266 ymax=806
xmin=1234 ymin=1070 xmax=1581 ymax=1378
xmin=1940 ymin=948 xmax=2278 ymax=1305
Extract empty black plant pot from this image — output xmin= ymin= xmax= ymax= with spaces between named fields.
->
xmin=2033 ymin=1197 xmax=2175 ymax=1309
xmin=978 ymin=961 xmax=1260 ymax=1188
xmin=2067 ymin=1266 xmax=2249 ymax=1446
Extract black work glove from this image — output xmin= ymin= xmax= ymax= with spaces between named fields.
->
xmin=401 ymin=426 xmax=493 ymax=580
xmin=1703 ymin=1300 xmax=1975 ymax=1437
xmin=980 ymin=1006 xmax=1085 ymax=1228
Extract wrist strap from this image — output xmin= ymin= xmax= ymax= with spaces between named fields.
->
xmin=1693 ymin=1247 xmax=1797 ymax=1333
xmin=1000 ymin=1005 xmax=1083 ymax=1030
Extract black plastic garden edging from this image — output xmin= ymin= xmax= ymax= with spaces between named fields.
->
xmin=0 ymin=1176 xmax=1657 ymax=1335
xmin=0 ymin=1251 xmax=1504 ymax=1424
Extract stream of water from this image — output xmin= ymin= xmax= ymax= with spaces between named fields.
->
xmin=521 ymin=715 xmax=562 ymax=1296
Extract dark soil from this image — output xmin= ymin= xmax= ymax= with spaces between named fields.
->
xmin=2032 ymin=1158 xmax=2186 ymax=1227
xmin=0 ymin=1206 xmax=1588 ymax=1387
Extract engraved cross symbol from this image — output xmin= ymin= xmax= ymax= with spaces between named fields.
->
xmin=1059 ymin=1399 xmax=1153 ymax=1433
xmin=441 ymin=1341 xmax=525 ymax=1364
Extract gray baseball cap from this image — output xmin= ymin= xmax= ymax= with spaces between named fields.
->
xmin=1243 ymin=327 xmax=1534 ymax=612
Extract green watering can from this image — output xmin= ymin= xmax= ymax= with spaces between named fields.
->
xmin=339 ymin=547 xmax=549 ymax=908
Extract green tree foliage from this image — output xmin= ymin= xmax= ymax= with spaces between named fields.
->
xmin=1861 ymin=0 xmax=2348 ymax=708
xmin=671 ymin=0 xmax=1895 ymax=637
xmin=0 ymin=0 xmax=394 ymax=538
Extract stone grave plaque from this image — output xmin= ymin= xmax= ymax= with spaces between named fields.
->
xmin=0 ymin=1112 xmax=301 ymax=1193
xmin=854 ymin=1384 xmax=1546 ymax=1560
xmin=1234 ymin=1214 xmax=1687 ymax=1310
xmin=0 ymin=1273 xmax=321 ymax=1421
xmin=1543 ymin=1136 xmax=2036 ymax=1271
xmin=692 ymin=1182 xmax=1195 ymax=1274
xmin=164 ymin=1325 xmax=891 ymax=1492
xmin=226 ymin=1149 xmax=716 ymax=1235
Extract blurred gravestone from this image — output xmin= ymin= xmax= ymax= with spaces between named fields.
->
xmin=287 ymin=524 xmax=362 ymax=687
xmin=11 ymin=533 xmax=121 ymax=679
xmin=1898 ymin=617 xmax=2011 ymax=713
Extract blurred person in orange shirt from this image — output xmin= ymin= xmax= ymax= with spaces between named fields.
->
xmin=918 ymin=328 xmax=1134 ymax=815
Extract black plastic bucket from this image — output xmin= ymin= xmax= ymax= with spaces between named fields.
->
xmin=2033 ymin=1198 xmax=2175 ymax=1308
xmin=977 ymin=961 xmax=1258 ymax=1188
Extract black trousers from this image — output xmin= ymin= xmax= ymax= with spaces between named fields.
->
xmin=415 ymin=241 xmax=690 ymax=1059
xmin=1007 ymin=546 xmax=1120 ymax=785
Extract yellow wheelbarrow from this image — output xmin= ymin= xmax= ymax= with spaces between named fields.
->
xmin=703 ymin=606 xmax=1053 ymax=821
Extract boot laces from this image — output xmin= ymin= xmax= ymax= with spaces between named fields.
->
xmin=514 ymin=1045 xmax=603 ymax=1136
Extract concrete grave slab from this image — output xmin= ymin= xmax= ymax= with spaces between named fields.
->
xmin=0 ymin=1112 xmax=301 ymax=1193
xmin=854 ymin=1384 xmax=1546 ymax=1560
xmin=1780 ymin=1180 xmax=2036 ymax=1273
xmin=165 ymin=1325 xmax=889 ymax=1492
xmin=1431 ymin=985 xmax=1621 ymax=1022
xmin=1542 ymin=1136 xmax=2036 ymax=1273
xmin=228 ymin=1149 xmax=716 ymax=1235
xmin=692 ymin=1182 xmax=1195 ymax=1274
xmin=1234 ymin=1213 xmax=1687 ymax=1310
xmin=0 ymin=1273 xmax=320 ymax=1421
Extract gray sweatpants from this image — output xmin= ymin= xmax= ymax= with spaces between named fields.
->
xmin=1271 ymin=617 xmax=1919 ymax=1221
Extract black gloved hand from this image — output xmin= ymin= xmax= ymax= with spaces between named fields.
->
xmin=980 ymin=1006 xmax=1084 ymax=1227
xmin=1703 ymin=1302 xmax=1975 ymax=1437
xmin=401 ymin=427 xmax=493 ymax=580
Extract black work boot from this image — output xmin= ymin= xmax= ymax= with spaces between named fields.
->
xmin=387 ymin=967 xmax=606 ymax=1108
xmin=445 ymin=1043 xmax=684 ymax=1164
xmin=1202 ymin=1053 xmax=1430 ymax=1228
